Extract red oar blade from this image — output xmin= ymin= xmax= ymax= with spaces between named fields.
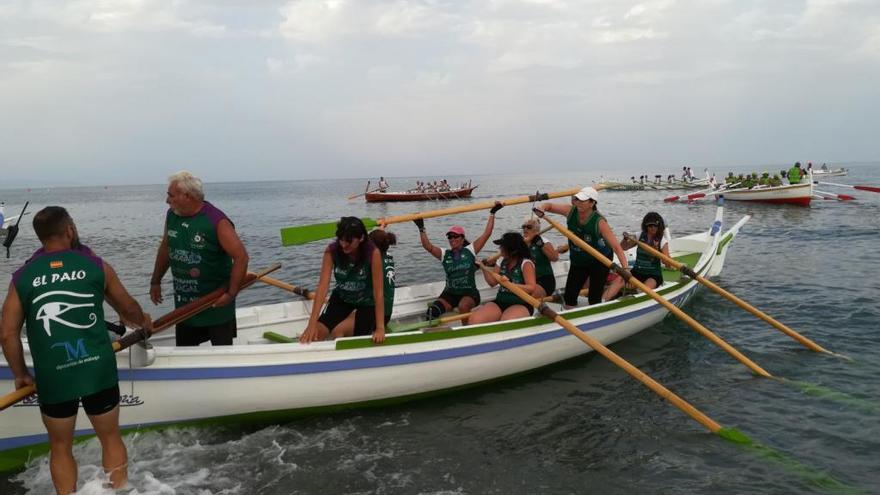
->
xmin=854 ymin=185 xmax=880 ymax=193
xmin=686 ymin=192 xmax=707 ymax=201
xmin=664 ymin=194 xmax=681 ymax=202
xmin=838 ymin=194 xmax=856 ymax=201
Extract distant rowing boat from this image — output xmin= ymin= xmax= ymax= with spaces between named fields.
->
xmin=598 ymin=180 xmax=709 ymax=191
xmin=365 ymin=185 xmax=478 ymax=202
xmin=811 ymin=168 xmax=848 ymax=177
xmin=719 ymin=182 xmax=813 ymax=206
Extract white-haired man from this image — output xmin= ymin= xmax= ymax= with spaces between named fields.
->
xmin=149 ymin=171 xmax=249 ymax=346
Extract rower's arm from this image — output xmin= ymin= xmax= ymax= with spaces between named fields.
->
xmin=419 ymin=231 xmax=442 ymax=259
xmin=540 ymin=203 xmax=569 ymax=216
xmin=472 ymin=212 xmax=497 ymax=253
xmin=370 ymin=250 xmax=385 ymax=343
xmin=599 ymin=219 xmax=629 ymax=270
xmin=482 ymin=265 xmax=500 ymax=287
xmin=541 ymin=238 xmax=559 ymax=262
xmin=216 ymin=219 xmax=249 ymax=300
xmin=150 ymin=232 xmax=170 ymax=285
xmin=0 ymin=285 xmax=29 ymax=382
xmin=104 ymin=262 xmax=151 ymax=330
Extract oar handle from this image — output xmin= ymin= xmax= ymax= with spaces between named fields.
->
xmin=253 ymin=273 xmax=315 ymax=299
xmin=476 ymin=262 xmax=723 ymax=433
xmin=535 ymin=209 xmax=772 ymax=378
xmin=376 ymin=188 xmax=581 ymax=226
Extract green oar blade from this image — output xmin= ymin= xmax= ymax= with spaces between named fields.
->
xmin=389 ymin=318 xmax=439 ymax=333
xmin=280 ymin=218 xmax=378 ymax=246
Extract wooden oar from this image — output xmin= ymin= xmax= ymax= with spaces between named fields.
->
xmin=815 ymin=181 xmax=880 ymax=194
xmin=347 ymin=181 xmax=371 ymax=200
xmin=534 ymin=209 xmax=772 ymax=378
xmin=475 ymin=262 xmax=725 ymax=434
xmin=253 ymin=273 xmax=315 ymax=299
xmin=0 ymin=264 xmax=281 ymax=411
xmin=621 ymin=233 xmax=849 ymax=360
xmin=814 ymin=190 xmax=856 ymax=201
xmin=681 ymin=182 xmax=742 ymax=202
xmin=664 ymin=185 xmax=718 ymax=203
xmin=388 ymin=289 xmax=588 ymax=333
xmin=280 ymin=187 xmax=584 ymax=246
xmin=348 ymin=187 xmax=383 ymax=201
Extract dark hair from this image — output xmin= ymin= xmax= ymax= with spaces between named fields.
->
xmin=33 ymin=206 xmax=73 ymax=242
xmin=368 ymin=230 xmax=397 ymax=253
xmin=333 ymin=217 xmax=372 ymax=267
xmin=496 ymin=232 xmax=532 ymax=261
xmin=641 ymin=211 xmax=666 ymax=238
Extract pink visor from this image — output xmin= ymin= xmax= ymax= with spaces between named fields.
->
xmin=447 ymin=226 xmax=465 ymax=236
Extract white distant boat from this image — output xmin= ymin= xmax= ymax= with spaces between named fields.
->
xmin=811 ymin=167 xmax=848 ymax=177
xmin=0 ymin=206 xmax=749 ymax=473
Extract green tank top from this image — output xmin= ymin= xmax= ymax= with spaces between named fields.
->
xmin=529 ymin=237 xmax=553 ymax=278
xmin=632 ymin=232 xmax=663 ymax=278
xmin=331 ymin=243 xmax=375 ymax=306
xmin=13 ymin=248 xmax=117 ymax=405
xmin=165 ymin=202 xmax=235 ymax=327
xmin=382 ymin=253 xmax=395 ymax=317
xmin=788 ymin=166 xmax=802 ymax=184
xmin=441 ymin=245 xmax=478 ymax=294
xmin=566 ymin=207 xmax=612 ymax=267
xmin=496 ymin=258 xmax=533 ymax=307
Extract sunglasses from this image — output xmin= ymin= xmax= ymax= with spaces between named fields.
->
xmin=521 ymin=224 xmax=536 ymax=230
xmin=446 ymin=233 xmax=462 ymax=239
xmin=646 ymin=223 xmax=660 ymax=228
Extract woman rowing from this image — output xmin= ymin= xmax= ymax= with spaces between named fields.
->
xmin=414 ymin=202 xmax=503 ymax=322
xmin=470 ymin=232 xmax=537 ymax=324
xmin=300 ymin=217 xmax=385 ymax=344
xmin=603 ymin=212 xmax=673 ymax=301
xmin=540 ymin=186 xmax=628 ymax=308
xmin=521 ymin=215 xmax=559 ymax=298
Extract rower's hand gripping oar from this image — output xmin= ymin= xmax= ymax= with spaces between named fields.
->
xmin=0 ymin=263 xmax=282 ymax=411
xmin=531 ymin=208 xmax=774 ymax=378
xmin=279 ymin=188 xmax=582 ymax=246
xmin=621 ymin=233 xmax=851 ymax=361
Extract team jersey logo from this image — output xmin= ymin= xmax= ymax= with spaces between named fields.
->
xmin=33 ymin=291 xmax=97 ymax=337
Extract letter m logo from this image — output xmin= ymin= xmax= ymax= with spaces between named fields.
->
xmin=51 ymin=339 xmax=90 ymax=362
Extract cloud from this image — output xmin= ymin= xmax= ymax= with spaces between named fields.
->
xmin=278 ymin=0 xmax=459 ymax=42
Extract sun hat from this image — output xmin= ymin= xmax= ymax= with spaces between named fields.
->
xmin=573 ymin=186 xmax=599 ymax=202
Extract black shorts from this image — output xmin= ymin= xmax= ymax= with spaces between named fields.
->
xmin=536 ymin=274 xmax=556 ymax=295
xmin=319 ymin=292 xmax=377 ymax=337
xmin=40 ymin=384 xmax=120 ymax=419
xmin=631 ymin=270 xmax=663 ymax=287
xmin=176 ymin=319 xmax=237 ymax=346
xmin=564 ymin=263 xmax=610 ymax=306
xmin=438 ymin=288 xmax=481 ymax=308
xmin=494 ymin=299 xmax=535 ymax=315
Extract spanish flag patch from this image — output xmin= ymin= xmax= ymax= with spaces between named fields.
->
xmin=50 ymin=260 xmax=63 ymax=269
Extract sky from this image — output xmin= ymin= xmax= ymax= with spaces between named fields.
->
xmin=1 ymin=0 xmax=879 ymax=186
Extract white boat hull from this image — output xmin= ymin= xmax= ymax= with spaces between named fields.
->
xmin=0 ymin=208 xmax=749 ymax=471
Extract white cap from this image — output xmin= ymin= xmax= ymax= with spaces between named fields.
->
xmin=573 ymin=186 xmax=599 ymax=202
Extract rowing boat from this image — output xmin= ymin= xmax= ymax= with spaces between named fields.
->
xmin=716 ymin=182 xmax=813 ymax=206
xmin=0 ymin=206 xmax=748 ymax=472
xmin=598 ymin=180 xmax=709 ymax=191
xmin=365 ymin=185 xmax=478 ymax=202
xmin=811 ymin=168 xmax=848 ymax=177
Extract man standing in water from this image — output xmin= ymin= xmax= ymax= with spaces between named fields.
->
xmin=2 ymin=206 xmax=152 ymax=494
xmin=149 ymin=171 xmax=249 ymax=346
